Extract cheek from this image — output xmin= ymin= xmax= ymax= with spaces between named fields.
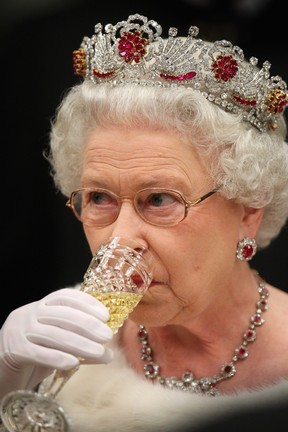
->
xmin=153 ymin=228 xmax=198 ymax=287
xmin=159 ymin=212 xmax=240 ymax=287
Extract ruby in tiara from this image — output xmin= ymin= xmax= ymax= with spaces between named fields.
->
xmin=160 ymin=71 xmax=196 ymax=81
xmin=211 ymin=54 xmax=238 ymax=81
xmin=72 ymin=13 xmax=288 ymax=132
xmin=118 ymin=31 xmax=148 ymax=63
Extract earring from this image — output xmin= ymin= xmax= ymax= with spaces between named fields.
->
xmin=236 ymin=237 xmax=257 ymax=261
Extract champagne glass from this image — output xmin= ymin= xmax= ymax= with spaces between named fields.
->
xmin=0 ymin=237 xmax=153 ymax=432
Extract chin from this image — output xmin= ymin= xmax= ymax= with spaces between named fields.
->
xmin=128 ymin=303 xmax=147 ymax=323
xmin=129 ymin=304 xmax=171 ymax=327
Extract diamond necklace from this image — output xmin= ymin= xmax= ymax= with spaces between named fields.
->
xmin=138 ymin=277 xmax=269 ymax=396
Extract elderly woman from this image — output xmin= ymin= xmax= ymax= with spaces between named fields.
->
xmin=0 ymin=13 xmax=288 ymax=432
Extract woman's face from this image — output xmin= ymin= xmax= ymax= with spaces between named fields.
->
xmin=81 ymin=125 xmax=248 ymax=326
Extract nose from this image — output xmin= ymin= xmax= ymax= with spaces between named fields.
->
xmin=109 ymin=201 xmax=148 ymax=248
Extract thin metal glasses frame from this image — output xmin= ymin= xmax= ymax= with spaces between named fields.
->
xmin=66 ymin=186 xmax=220 ymax=227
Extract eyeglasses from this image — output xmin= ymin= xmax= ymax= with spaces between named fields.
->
xmin=66 ymin=186 xmax=220 ymax=228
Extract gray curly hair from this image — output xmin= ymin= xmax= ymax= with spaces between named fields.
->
xmin=47 ymin=80 xmax=288 ymax=248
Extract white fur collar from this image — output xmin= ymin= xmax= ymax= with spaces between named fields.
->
xmin=56 ymin=335 xmax=288 ymax=432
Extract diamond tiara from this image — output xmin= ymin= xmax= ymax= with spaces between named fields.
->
xmin=73 ymin=13 xmax=288 ymax=132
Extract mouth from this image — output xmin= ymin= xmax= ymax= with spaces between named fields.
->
xmin=131 ymin=274 xmax=143 ymax=286
xmin=131 ymin=274 xmax=157 ymax=289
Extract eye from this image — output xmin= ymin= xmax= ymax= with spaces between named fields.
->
xmin=146 ymin=192 xmax=179 ymax=207
xmin=82 ymin=189 xmax=119 ymax=222
xmin=89 ymin=190 xmax=113 ymax=205
xmin=135 ymin=189 xmax=185 ymax=225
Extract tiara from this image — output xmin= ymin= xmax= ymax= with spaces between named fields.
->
xmin=73 ymin=13 xmax=288 ymax=132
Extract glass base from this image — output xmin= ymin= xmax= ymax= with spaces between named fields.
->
xmin=0 ymin=390 xmax=70 ymax=432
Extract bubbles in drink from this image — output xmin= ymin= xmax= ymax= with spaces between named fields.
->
xmin=89 ymin=291 xmax=142 ymax=333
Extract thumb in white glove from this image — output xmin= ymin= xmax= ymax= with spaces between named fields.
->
xmin=0 ymin=288 xmax=114 ymax=399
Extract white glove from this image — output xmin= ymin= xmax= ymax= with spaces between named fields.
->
xmin=0 ymin=288 xmax=114 ymax=398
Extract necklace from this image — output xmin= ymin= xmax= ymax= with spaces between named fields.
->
xmin=138 ymin=276 xmax=269 ymax=396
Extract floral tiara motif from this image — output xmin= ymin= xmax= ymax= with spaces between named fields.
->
xmin=73 ymin=13 xmax=288 ymax=132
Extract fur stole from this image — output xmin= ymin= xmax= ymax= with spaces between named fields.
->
xmin=56 ymin=335 xmax=288 ymax=432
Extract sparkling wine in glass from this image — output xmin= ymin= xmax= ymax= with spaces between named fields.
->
xmin=81 ymin=236 xmax=153 ymax=332
xmin=0 ymin=237 xmax=153 ymax=432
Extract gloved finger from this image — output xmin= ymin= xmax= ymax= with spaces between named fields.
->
xmin=2 ymin=336 xmax=114 ymax=370
xmin=36 ymin=305 xmax=113 ymax=342
xmin=0 ymin=349 xmax=78 ymax=371
xmin=80 ymin=346 xmax=114 ymax=365
xmin=26 ymin=328 xmax=111 ymax=360
xmin=42 ymin=289 xmax=110 ymax=322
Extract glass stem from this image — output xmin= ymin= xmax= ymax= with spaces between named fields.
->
xmin=39 ymin=366 xmax=80 ymax=399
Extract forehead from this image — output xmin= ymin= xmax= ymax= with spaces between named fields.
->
xmin=82 ymin=126 xmax=211 ymax=190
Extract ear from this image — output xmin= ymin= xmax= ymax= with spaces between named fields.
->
xmin=239 ymin=206 xmax=264 ymax=239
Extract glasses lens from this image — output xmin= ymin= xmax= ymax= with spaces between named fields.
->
xmin=135 ymin=189 xmax=185 ymax=226
xmin=73 ymin=189 xmax=119 ymax=226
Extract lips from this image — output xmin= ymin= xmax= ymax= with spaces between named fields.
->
xmin=132 ymin=274 xmax=148 ymax=288
xmin=131 ymin=274 xmax=156 ymax=288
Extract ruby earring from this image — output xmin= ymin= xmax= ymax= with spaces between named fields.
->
xmin=236 ymin=237 xmax=257 ymax=261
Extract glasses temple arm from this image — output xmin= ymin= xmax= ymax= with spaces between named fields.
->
xmin=188 ymin=186 xmax=221 ymax=207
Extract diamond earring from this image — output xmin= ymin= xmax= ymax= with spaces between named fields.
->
xmin=236 ymin=237 xmax=257 ymax=261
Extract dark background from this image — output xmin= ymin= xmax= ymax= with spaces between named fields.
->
xmin=1 ymin=0 xmax=287 ymax=326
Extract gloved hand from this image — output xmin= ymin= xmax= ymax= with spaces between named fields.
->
xmin=0 ymin=288 xmax=114 ymax=398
